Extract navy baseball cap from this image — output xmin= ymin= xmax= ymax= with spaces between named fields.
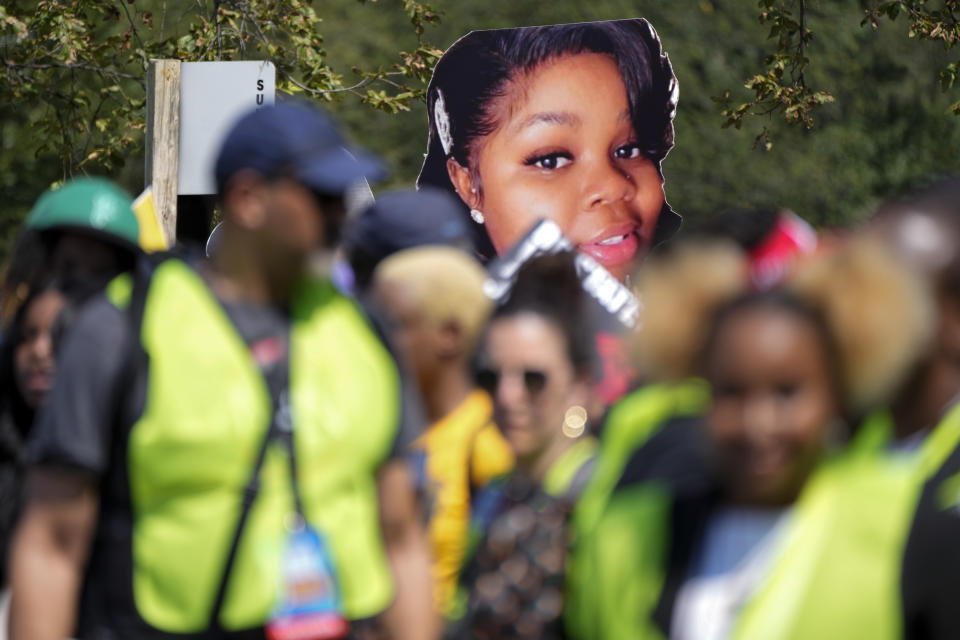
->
xmin=342 ymin=187 xmax=471 ymax=259
xmin=341 ymin=187 xmax=473 ymax=290
xmin=215 ymin=102 xmax=387 ymax=195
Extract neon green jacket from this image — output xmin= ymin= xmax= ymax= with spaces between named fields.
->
xmin=569 ymin=409 xmax=923 ymax=640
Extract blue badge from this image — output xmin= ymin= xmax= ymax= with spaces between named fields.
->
xmin=266 ymin=518 xmax=348 ymax=640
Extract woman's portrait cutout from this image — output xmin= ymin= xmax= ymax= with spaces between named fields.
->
xmin=418 ymin=18 xmax=681 ymax=283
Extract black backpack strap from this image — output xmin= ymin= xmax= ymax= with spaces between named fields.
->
xmin=205 ymin=418 xmax=276 ymax=635
xmin=206 ymin=343 xmax=303 ymax=635
xmin=205 ymin=392 xmax=307 ymax=635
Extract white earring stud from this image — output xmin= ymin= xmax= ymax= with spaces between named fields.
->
xmin=470 ymin=209 xmax=485 ymax=225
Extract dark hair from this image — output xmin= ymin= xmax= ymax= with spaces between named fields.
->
xmin=0 ymin=278 xmax=80 ymax=439
xmin=485 ymin=252 xmax=595 ymax=378
xmin=701 ymin=290 xmax=842 ymax=407
xmin=1 ymin=230 xmax=50 ymax=325
xmin=1 ymin=226 xmax=137 ymax=327
xmin=342 ymin=187 xmax=473 ymax=292
xmin=417 ymin=19 xmax=681 ymax=258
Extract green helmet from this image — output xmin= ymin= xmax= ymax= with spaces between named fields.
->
xmin=26 ymin=177 xmax=140 ymax=251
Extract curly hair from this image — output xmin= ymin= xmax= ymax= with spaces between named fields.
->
xmin=634 ymin=237 xmax=934 ymax=415
xmin=788 ymin=237 xmax=934 ymax=414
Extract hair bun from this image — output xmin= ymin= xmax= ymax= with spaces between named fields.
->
xmin=633 ymin=242 xmax=749 ymax=381
xmin=788 ymin=237 xmax=935 ymax=413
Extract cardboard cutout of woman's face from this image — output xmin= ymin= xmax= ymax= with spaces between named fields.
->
xmin=425 ymin=19 xmax=678 ymax=283
xmin=447 ymin=52 xmax=665 ymax=282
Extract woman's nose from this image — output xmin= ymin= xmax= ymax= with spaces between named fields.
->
xmin=742 ymin=393 xmax=780 ymax=438
xmin=582 ymin=156 xmax=636 ymax=211
xmin=495 ymin=370 xmax=530 ymax=408
xmin=30 ymin=333 xmax=54 ymax=363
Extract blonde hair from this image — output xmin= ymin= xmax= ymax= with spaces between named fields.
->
xmin=374 ymin=246 xmax=493 ymax=347
xmin=634 ymin=237 xmax=934 ymax=414
xmin=788 ymin=236 xmax=934 ymax=413
xmin=633 ymin=241 xmax=748 ymax=381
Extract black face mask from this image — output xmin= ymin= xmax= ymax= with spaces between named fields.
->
xmin=311 ymin=191 xmax=348 ymax=251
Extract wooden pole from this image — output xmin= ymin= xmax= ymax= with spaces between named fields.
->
xmin=145 ymin=59 xmax=181 ymax=244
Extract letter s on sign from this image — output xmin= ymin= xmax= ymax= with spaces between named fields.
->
xmin=257 ymin=79 xmax=264 ymax=91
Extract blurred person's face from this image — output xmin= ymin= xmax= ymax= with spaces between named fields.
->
xmin=479 ymin=312 xmax=588 ymax=471
xmin=705 ymin=306 xmax=837 ymax=506
xmin=372 ymin=280 xmax=443 ymax=394
xmin=14 ymin=290 xmax=66 ymax=409
xmin=262 ymin=177 xmax=329 ymax=256
xmin=51 ymin=233 xmax=123 ymax=281
xmin=223 ymin=173 xmax=343 ymax=283
xmin=448 ymin=53 xmax=664 ymax=282
xmin=869 ymin=213 xmax=960 ymax=434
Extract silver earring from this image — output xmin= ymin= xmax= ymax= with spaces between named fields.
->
xmin=470 ymin=209 xmax=485 ymax=225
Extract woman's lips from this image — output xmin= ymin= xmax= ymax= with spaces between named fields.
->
xmin=25 ymin=370 xmax=53 ymax=395
xmin=577 ymin=226 xmax=641 ymax=269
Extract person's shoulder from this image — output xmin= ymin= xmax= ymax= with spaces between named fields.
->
xmin=71 ymin=289 xmax=128 ymax=338
xmin=348 ymin=288 xmax=394 ymax=338
xmin=324 ymin=284 xmax=402 ymax=358
xmin=297 ymin=278 xmax=406 ymax=378
xmin=615 ymin=414 xmax=712 ymax=495
xmin=52 ymin=288 xmax=132 ymax=385
xmin=300 ymin=277 xmax=382 ymax=325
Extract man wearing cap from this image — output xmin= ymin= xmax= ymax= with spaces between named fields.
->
xmin=9 ymin=103 xmax=436 ymax=640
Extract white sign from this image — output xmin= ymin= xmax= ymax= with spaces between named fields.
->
xmin=178 ymin=60 xmax=276 ymax=195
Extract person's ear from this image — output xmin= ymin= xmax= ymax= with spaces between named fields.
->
xmin=436 ymin=318 xmax=466 ymax=360
xmin=222 ymin=169 xmax=269 ymax=231
xmin=447 ymin=158 xmax=481 ymax=210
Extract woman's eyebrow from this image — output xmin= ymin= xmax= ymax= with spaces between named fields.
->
xmin=512 ymin=111 xmax=581 ymax=133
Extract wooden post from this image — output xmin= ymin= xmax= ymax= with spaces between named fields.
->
xmin=145 ymin=59 xmax=181 ymax=244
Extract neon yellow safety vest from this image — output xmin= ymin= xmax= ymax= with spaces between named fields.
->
xmin=106 ymin=258 xmax=403 ymax=633
xmin=574 ymin=451 xmax=922 ymax=640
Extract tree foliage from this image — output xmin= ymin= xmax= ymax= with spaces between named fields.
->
xmin=0 ymin=0 xmax=440 ymax=176
xmin=864 ymin=0 xmax=960 ymax=112
xmin=714 ymin=1 xmax=836 ymax=150
xmin=1 ymin=0 xmax=959 ymax=255
xmin=716 ymin=1 xmax=960 ymax=149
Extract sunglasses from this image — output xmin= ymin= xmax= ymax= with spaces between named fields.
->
xmin=475 ymin=367 xmax=548 ymax=397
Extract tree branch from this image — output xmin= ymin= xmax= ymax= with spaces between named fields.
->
xmin=115 ymin=0 xmax=146 ymax=64
xmin=3 ymin=61 xmax=139 ymax=80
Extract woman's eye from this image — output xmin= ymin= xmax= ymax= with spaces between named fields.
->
xmin=614 ymin=143 xmax=643 ymax=160
xmin=525 ymin=152 xmax=572 ymax=170
xmin=714 ymin=383 xmax=745 ymax=399
xmin=776 ymin=383 xmax=800 ymax=399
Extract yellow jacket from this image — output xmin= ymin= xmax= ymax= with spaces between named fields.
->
xmin=411 ymin=390 xmax=514 ymax=611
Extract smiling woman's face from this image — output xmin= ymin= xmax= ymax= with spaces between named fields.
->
xmin=705 ymin=305 xmax=837 ymax=506
xmin=448 ymin=52 xmax=665 ymax=282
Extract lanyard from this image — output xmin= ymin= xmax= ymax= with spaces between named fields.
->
xmin=206 ymin=370 xmax=305 ymax=635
